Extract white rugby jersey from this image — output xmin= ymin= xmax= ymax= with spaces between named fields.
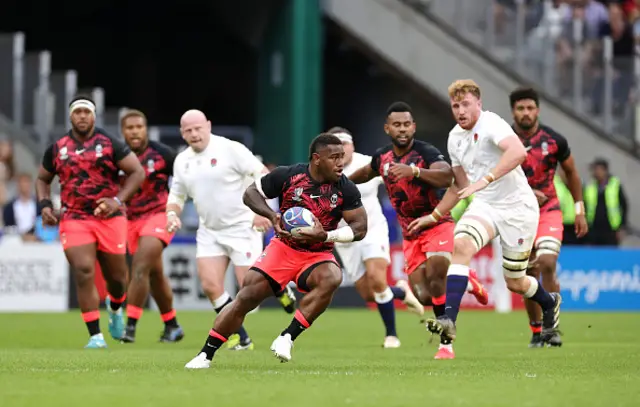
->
xmin=169 ymin=134 xmax=264 ymax=230
xmin=340 ymin=152 xmax=387 ymax=230
xmin=448 ymin=111 xmax=535 ymax=208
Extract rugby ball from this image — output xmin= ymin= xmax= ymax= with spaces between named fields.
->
xmin=282 ymin=207 xmax=315 ymax=236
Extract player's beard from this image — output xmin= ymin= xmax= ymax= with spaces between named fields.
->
xmin=517 ymin=118 xmax=537 ymax=131
xmin=72 ymin=124 xmax=93 ymax=137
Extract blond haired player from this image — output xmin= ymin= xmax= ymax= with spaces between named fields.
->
xmin=417 ymin=80 xmax=562 ymax=356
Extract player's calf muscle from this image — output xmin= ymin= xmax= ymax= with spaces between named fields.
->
xmin=425 ymin=257 xmax=448 ymax=296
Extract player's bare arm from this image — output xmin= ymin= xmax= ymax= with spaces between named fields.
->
xmin=560 ymin=155 xmax=588 ymax=237
xmin=349 ymin=165 xmax=377 ymax=184
xmin=243 ymin=182 xmax=289 ymax=237
xmin=387 ymin=161 xmax=453 ymax=188
xmin=459 ymin=135 xmax=526 ymax=199
xmin=252 ymin=166 xmax=273 ymax=231
xmin=95 ymin=153 xmax=145 ymax=217
xmin=407 ymin=166 xmax=464 ymax=234
xmin=166 ymin=162 xmax=187 ymax=231
xmin=490 ymin=135 xmax=527 ymax=179
xmin=341 ymin=206 xmax=368 ymax=241
xmin=36 ymin=166 xmax=58 ymax=225
xmin=296 ymin=206 xmax=368 ymax=243
xmin=116 ymin=153 xmax=146 ymax=202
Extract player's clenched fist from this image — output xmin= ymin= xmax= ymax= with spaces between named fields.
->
xmin=407 ymin=214 xmax=437 ymax=235
xmin=387 ymin=162 xmax=415 ymax=180
xmin=252 ymin=215 xmax=273 ymax=232
xmin=94 ymin=197 xmax=122 ymax=217
xmin=41 ymin=207 xmax=59 ymax=226
xmin=166 ymin=211 xmax=182 ymax=233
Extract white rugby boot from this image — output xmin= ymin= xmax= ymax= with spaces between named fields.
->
xmin=270 ymin=334 xmax=294 ymax=362
xmin=184 ymin=352 xmax=211 ymax=369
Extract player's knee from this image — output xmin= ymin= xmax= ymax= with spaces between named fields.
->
xmin=132 ymin=268 xmax=149 ymax=282
xmin=234 ymin=289 xmax=260 ymax=311
xmin=70 ymin=258 xmax=95 ymax=283
xmin=200 ymin=278 xmax=225 ymax=299
xmin=367 ymin=272 xmax=387 ymax=293
xmin=315 ymin=267 xmax=343 ymax=292
xmin=131 ymin=261 xmax=152 ymax=282
xmin=504 ymin=276 xmax=528 ymax=294
xmin=354 ymin=278 xmax=374 ymax=302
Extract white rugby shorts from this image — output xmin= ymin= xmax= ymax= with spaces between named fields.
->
xmin=335 ymin=223 xmax=390 ymax=283
xmin=196 ymin=225 xmax=263 ymax=266
xmin=460 ymin=199 xmax=540 ymax=253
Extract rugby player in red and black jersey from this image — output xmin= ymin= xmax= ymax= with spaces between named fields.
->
xmin=118 ymin=109 xmax=184 ymax=344
xmin=349 ymin=102 xmax=488 ymax=360
xmin=510 ymin=88 xmax=588 ymax=348
xmin=36 ymin=96 xmax=145 ymax=348
xmin=185 ymin=133 xmax=368 ymax=368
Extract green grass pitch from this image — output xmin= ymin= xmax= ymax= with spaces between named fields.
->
xmin=0 ymin=309 xmax=638 ymax=407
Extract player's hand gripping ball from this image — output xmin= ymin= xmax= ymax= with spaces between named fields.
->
xmin=282 ymin=207 xmax=316 ymax=238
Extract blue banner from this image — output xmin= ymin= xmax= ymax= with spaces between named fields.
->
xmin=557 ymin=247 xmax=640 ymax=311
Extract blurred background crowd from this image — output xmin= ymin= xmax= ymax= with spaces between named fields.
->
xmin=0 ymin=0 xmax=637 ymax=247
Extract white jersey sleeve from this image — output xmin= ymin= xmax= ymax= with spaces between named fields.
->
xmin=167 ymin=154 xmax=189 ymax=207
xmin=447 ymin=136 xmax=461 ymax=167
xmin=486 ymin=113 xmax=517 ymax=146
xmin=230 ymin=141 xmax=266 ymax=183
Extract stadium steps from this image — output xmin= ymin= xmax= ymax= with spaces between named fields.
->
xmin=322 ymin=0 xmax=640 ymax=233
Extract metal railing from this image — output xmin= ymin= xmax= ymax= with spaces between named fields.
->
xmin=0 ymin=31 xmax=255 ymax=155
xmin=408 ymin=0 xmax=640 ymax=150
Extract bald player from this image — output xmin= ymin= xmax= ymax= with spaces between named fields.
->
xmin=166 ymin=110 xmax=297 ymax=350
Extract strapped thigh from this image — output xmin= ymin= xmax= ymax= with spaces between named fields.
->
xmin=454 ymin=216 xmax=493 ymax=251
xmin=502 ymin=248 xmax=531 ymax=278
xmin=534 ymin=236 xmax=562 ymax=258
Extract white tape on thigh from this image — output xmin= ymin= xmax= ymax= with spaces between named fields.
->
xmin=454 ymin=218 xmax=490 ymax=251
xmin=535 ymin=236 xmax=561 ymax=258
xmin=426 ymin=251 xmax=452 ymax=261
xmin=502 ymin=249 xmax=531 ymax=279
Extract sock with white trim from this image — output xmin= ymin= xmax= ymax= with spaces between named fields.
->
xmin=374 ymin=287 xmax=397 ymax=337
xmin=444 ymin=264 xmax=469 ymax=323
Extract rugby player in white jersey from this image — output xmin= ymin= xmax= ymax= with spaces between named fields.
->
xmin=418 ymin=80 xmax=562 ymax=351
xmin=328 ymin=127 xmax=424 ymax=349
xmin=165 ymin=109 xmax=297 ymax=350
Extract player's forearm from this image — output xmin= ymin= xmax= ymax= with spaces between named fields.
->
xmin=565 ymin=168 xmax=584 ymax=204
xmin=349 ymin=166 xmax=376 ymax=184
xmin=243 ymin=184 xmax=277 ymax=221
xmin=118 ymin=168 xmax=145 ymax=202
xmin=416 ymin=167 xmax=453 ymax=188
xmin=488 ymin=145 xmax=527 ymax=181
xmin=434 ymin=185 xmax=461 ymax=217
xmin=35 ymin=179 xmax=52 ymax=202
xmin=346 ymin=218 xmax=368 ymax=242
